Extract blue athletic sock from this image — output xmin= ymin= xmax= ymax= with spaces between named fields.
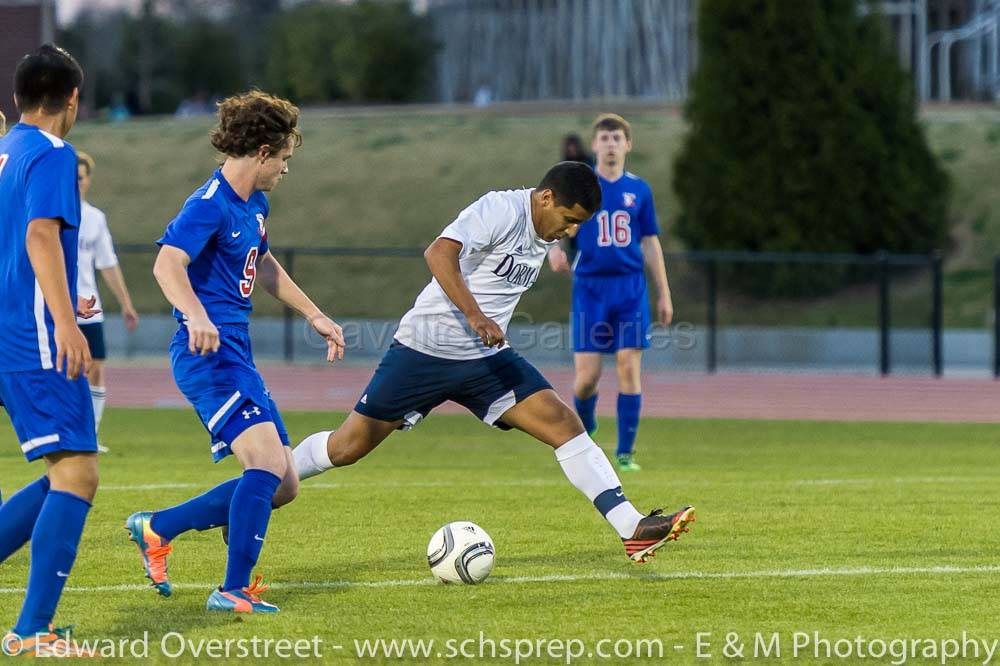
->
xmin=223 ymin=469 xmax=281 ymax=592
xmin=0 ymin=476 xmax=50 ymax=564
xmin=616 ymin=393 xmax=642 ymax=456
xmin=574 ymin=393 xmax=599 ymax=435
xmin=150 ymin=477 xmax=240 ymax=542
xmin=14 ymin=490 xmax=91 ymax=636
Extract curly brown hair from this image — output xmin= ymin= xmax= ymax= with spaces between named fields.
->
xmin=210 ymin=90 xmax=302 ymax=158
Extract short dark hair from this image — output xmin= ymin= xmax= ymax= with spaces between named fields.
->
xmin=13 ymin=44 xmax=84 ymax=114
xmin=537 ymin=161 xmax=602 ymax=213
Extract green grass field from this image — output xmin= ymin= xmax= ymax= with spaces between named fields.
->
xmin=70 ymin=106 xmax=1000 ymax=329
xmin=2 ymin=409 xmax=999 ymax=663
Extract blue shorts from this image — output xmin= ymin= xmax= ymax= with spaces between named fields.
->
xmin=170 ymin=324 xmax=289 ymax=462
xmin=572 ymin=273 xmax=651 ymax=353
xmin=0 ymin=369 xmax=98 ymax=462
xmin=355 ymin=341 xmax=552 ymax=430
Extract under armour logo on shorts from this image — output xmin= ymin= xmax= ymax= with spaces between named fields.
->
xmin=243 ymin=406 xmax=262 ymax=420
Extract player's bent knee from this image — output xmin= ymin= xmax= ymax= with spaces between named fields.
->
xmin=544 ymin=395 xmax=587 ymax=440
xmin=241 ymin=445 xmax=287 ymax=474
xmin=46 ymin=452 xmax=99 ymax=501
xmin=575 ymin=377 xmax=600 ymax=398
xmin=231 ymin=423 xmax=289 ymax=476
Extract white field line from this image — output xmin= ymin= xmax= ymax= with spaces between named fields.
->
xmin=1 ymin=564 xmax=999 ymax=595
xmin=93 ymin=476 xmax=994 ymax=492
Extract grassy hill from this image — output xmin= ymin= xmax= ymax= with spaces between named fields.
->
xmin=70 ymin=104 xmax=1000 ymax=327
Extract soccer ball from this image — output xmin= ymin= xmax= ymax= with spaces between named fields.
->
xmin=426 ymin=521 xmax=495 ymax=584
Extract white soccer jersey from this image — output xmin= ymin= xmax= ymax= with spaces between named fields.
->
xmin=76 ymin=200 xmax=118 ymax=324
xmin=395 ymin=188 xmax=555 ymax=360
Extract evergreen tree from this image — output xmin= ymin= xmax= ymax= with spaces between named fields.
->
xmin=673 ymin=0 xmax=949 ymax=293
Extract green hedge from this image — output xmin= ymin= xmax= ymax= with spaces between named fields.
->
xmin=673 ymin=0 xmax=949 ymax=294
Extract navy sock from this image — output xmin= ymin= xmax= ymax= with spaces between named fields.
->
xmin=0 ymin=476 xmax=50 ymax=564
xmin=574 ymin=394 xmax=598 ymax=435
xmin=616 ymin=393 xmax=642 ymax=456
xmin=14 ymin=490 xmax=91 ymax=636
xmin=223 ymin=469 xmax=281 ymax=592
xmin=150 ymin=478 xmax=240 ymax=542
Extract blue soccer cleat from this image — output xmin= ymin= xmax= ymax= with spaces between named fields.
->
xmin=206 ymin=575 xmax=279 ymax=614
xmin=124 ymin=511 xmax=173 ymax=597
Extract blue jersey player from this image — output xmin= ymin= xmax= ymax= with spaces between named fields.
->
xmin=0 ymin=45 xmax=99 ymax=657
xmin=124 ymin=91 xmax=345 ymax=614
xmin=549 ymin=114 xmax=674 ymax=472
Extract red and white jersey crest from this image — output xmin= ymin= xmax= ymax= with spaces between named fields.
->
xmin=256 ymin=212 xmax=266 ymax=238
xmin=622 ymin=192 xmax=637 ymax=208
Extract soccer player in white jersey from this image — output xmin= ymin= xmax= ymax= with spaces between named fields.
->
xmin=295 ymin=162 xmax=695 ymax=562
xmin=76 ymin=151 xmax=139 ymax=451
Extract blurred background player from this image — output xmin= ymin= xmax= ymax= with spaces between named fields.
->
xmin=294 ymin=162 xmax=694 ymax=563
xmin=561 ymin=132 xmax=593 ymax=166
xmin=124 ymin=91 xmax=345 ymax=614
xmin=0 ymin=45 xmax=98 ymax=657
xmin=549 ymin=114 xmax=674 ymax=472
xmin=76 ymin=151 xmax=140 ymax=453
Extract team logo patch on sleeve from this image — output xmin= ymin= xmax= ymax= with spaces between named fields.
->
xmin=256 ymin=213 xmax=266 ymax=237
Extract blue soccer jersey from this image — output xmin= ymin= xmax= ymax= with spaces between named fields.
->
xmin=158 ymin=169 xmax=270 ymax=325
xmin=0 ymin=123 xmax=81 ymax=371
xmin=572 ymin=171 xmax=658 ymax=277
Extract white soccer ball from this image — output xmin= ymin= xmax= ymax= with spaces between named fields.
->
xmin=426 ymin=521 xmax=495 ymax=584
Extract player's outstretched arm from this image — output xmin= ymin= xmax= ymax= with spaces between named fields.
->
xmin=256 ymin=251 xmax=345 ymax=362
xmin=640 ymin=235 xmax=673 ymax=325
xmin=424 ymin=238 xmax=505 ymax=348
xmin=153 ymin=245 xmax=220 ymax=355
xmin=26 ymin=218 xmax=91 ymax=378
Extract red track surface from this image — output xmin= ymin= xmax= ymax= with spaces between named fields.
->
xmin=106 ymin=364 xmax=1000 ymax=423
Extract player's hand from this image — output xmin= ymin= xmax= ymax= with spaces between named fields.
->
xmin=55 ymin=323 xmax=91 ymax=380
xmin=657 ymin=293 xmax=674 ymax=326
xmin=186 ymin=315 xmax=220 ymax=356
xmin=311 ymin=315 xmax=346 ymax=363
xmin=547 ymin=247 xmax=570 ymax=273
xmin=468 ymin=312 xmax=505 ymax=348
xmin=76 ymin=295 xmax=101 ymax=320
xmin=123 ymin=305 xmax=140 ymax=332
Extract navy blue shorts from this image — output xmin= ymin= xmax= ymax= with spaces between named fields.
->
xmin=572 ymin=273 xmax=651 ymax=353
xmin=80 ymin=322 xmax=106 ymax=360
xmin=355 ymin=341 xmax=552 ymax=430
xmin=0 ymin=369 xmax=98 ymax=462
xmin=170 ymin=324 xmax=289 ymax=462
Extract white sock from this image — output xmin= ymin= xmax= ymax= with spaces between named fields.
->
xmin=91 ymin=386 xmax=107 ymax=432
xmin=294 ymin=431 xmax=334 ymax=480
xmin=555 ymin=432 xmax=643 ymax=539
